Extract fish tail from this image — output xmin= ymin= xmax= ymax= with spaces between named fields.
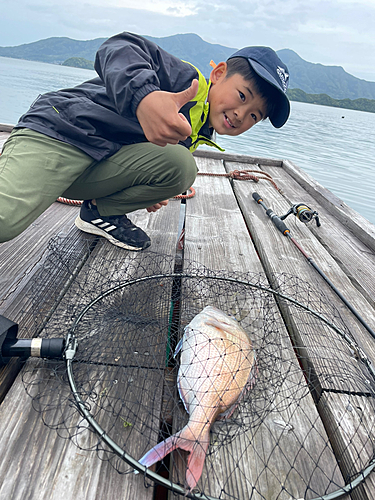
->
xmin=139 ymin=425 xmax=210 ymax=489
xmin=139 ymin=434 xmax=180 ymax=468
xmin=185 ymin=430 xmax=210 ymax=489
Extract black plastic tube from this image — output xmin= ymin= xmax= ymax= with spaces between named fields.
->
xmin=2 ymin=337 xmax=65 ymax=360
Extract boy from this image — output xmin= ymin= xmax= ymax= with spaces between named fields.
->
xmin=0 ymin=32 xmax=290 ymax=250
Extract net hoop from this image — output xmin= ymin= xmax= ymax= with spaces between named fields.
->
xmin=62 ymin=272 xmax=375 ymax=500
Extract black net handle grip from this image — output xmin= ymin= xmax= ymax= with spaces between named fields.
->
xmin=252 ymin=192 xmax=290 ymax=235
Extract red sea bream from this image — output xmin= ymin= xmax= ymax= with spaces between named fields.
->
xmin=139 ymin=305 xmax=257 ymax=489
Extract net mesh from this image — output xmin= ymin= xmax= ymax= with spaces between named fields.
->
xmin=21 ymin=236 xmax=375 ymax=500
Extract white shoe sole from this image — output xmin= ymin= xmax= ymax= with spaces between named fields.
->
xmin=75 ymin=216 xmax=148 ymax=251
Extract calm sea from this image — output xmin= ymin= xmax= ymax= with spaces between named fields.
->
xmin=1 ymin=56 xmax=375 ymax=225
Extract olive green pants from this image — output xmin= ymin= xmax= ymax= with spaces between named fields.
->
xmin=0 ymin=128 xmax=197 ymax=242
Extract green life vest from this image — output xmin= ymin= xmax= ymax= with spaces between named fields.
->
xmin=182 ymin=62 xmax=225 ymax=153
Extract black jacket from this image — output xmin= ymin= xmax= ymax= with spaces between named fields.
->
xmin=16 ymin=32 xmax=220 ymax=161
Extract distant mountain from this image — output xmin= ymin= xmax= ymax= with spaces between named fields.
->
xmin=144 ymin=33 xmax=236 ymax=77
xmin=279 ymin=49 xmax=375 ymax=100
xmin=0 ymin=34 xmax=235 ymax=77
xmin=1 ymin=34 xmax=375 ymax=101
xmin=287 ymin=88 xmax=375 ymax=114
xmin=0 ymin=37 xmax=106 ymax=65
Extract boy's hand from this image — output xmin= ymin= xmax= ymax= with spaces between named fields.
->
xmin=146 ymin=200 xmax=169 ymax=213
xmin=136 ymin=80 xmax=199 ymax=147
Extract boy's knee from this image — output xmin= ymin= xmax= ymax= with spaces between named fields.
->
xmin=0 ymin=219 xmax=21 ymax=243
xmin=163 ymin=145 xmax=198 ymax=193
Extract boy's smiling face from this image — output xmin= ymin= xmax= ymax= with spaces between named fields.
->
xmin=207 ymin=62 xmax=267 ymax=136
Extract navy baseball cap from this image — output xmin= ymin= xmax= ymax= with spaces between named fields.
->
xmin=228 ymin=46 xmax=290 ymax=128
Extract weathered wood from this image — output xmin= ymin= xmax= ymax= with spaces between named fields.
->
xmin=1 ymin=130 xmax=375 ymax=500
xmin=0 ymin=201 xmax=183 ymax=500
xmin=0 ymin=361 xmax=162 ymax=500
xmin=0 ymin=205 xmax=92 ymax=403
xmin=317 ymin=392 xmax=375 ymax=499
xmin=0 ymin=124 xmax=14 ymax=133
xmin=193 ymin=147 xmax=283 ymax=167
xmin=227 ymin=159 xmax=375 ymax=499
xmin=166 ymin=156 xmax=343 ymax=499
xmin=0 ymin=203 xmax=80 ymax=314
xmin=226 ymin=160 xmax=375 ymax=360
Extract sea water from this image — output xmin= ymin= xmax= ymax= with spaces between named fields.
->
xmin=1 ymin=56 xmax=374 ymax=225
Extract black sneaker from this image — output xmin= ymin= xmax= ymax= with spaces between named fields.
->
xmin=75 ymin=201 xmax=151 ymax=251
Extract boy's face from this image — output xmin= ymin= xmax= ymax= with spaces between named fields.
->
xmin=208 ymin=62 xmax=267 ymax=136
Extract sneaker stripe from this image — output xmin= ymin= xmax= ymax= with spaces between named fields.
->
xmin=104 ymin=225 xmax=117 ymax=232
xmin=91 ymin=218 xmax=103 ymax=224
xmin=98 ymin=222 xmax=111 ymax=228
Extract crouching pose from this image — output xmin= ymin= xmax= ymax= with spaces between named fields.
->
xmin=0 ymin=32 xmax=290 ymax=250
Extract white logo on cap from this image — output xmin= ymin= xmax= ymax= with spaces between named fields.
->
xmin=276 ymin=66 xmax=289 ymax=92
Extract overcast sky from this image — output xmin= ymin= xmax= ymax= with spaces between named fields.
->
xmin=1 ymin=0 xmax=375 ymax=82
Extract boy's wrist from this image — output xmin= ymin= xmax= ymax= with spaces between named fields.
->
xmin=131 ymin=84 xmax=161 ymax=116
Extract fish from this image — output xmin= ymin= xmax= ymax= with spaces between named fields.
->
xmin=139 ymin=305 xmax=257 ymax=489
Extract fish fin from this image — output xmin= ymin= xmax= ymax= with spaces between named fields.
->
xmin=139 ymin=434 xmax=180 ymax=467
xmin=139 ymin=426 xmax=195 ymax=468
xmin=177 ymin=378 xmax=190 ymax=414
xmin=174 ymin=336 xmax=184 ymax=358
xmin=185 ymin=433 xmax=210 ymax=489
xmin=139 ymin=426 xmax=210 ymax=490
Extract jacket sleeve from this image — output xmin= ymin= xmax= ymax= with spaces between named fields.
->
xmin=94 ymin=32 xmax=199 ymax=118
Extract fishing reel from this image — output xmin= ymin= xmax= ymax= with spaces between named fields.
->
xmin=279 ymin=203 xmax=321 ymax=227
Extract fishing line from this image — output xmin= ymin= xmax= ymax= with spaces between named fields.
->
xmin=252 ymin=192 xmax=375 ymax=341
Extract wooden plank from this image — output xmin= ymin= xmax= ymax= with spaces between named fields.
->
xmin=194 ymin=148 xmax=283 ymax=167
xmin=0 ymin=200 xmax=183 ymax=500
xmin=317 ymin=393 xmax=375 ymax=499
xmin=226 ymin=160 xmax=375 ymax=365
xmin=0 ymin=124 xmax=13 ymax=132
xmin=165 ymin=156 xmax=344 ymax=499
xmin=0 ymin=204 xmax=92 ymax=403
xmin=184 ymin=156 xmax=260 ymax=271
xmin=0 ymin=202 xmax=81 ymax=315
xmin=227 ymin=159 xmax=375 ymax=499
xmin=0 ymin=361 xmax=162 ymax=500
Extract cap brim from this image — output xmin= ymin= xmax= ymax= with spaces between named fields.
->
xmin=270 ymin=93 xmax=290 ymax=128
xmin=248 ymin=58 xmax=290 ymax=128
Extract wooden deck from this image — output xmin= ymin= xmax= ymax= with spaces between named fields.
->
xmin=1 ymin=125 xmax=375 ymax=500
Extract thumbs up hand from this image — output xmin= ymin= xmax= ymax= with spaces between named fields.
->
xmin=136 ymin=79 xmax=199 ymax=147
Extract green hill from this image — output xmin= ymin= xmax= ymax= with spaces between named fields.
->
xmin=144 ymin=33 xmax=235 ymax=77
xmin=0 ymin=34 xmax=235 ymax=76
xmin=0 ymin=37 xmax=105 ymax=65
xmin=62 ymin=57 xmax=94 ymax=70
xmin=278 ymin=49 xmax=375 ymax=100
xmin=287 ymin=88 xmax=375 ymax=114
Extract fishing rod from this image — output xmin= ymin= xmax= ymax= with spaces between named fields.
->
xmin=252 ymin=192 xmax=375 ymax=341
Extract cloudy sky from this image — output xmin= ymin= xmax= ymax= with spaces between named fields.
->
xmin=2 ymin=0 xmax=375 ymax=82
